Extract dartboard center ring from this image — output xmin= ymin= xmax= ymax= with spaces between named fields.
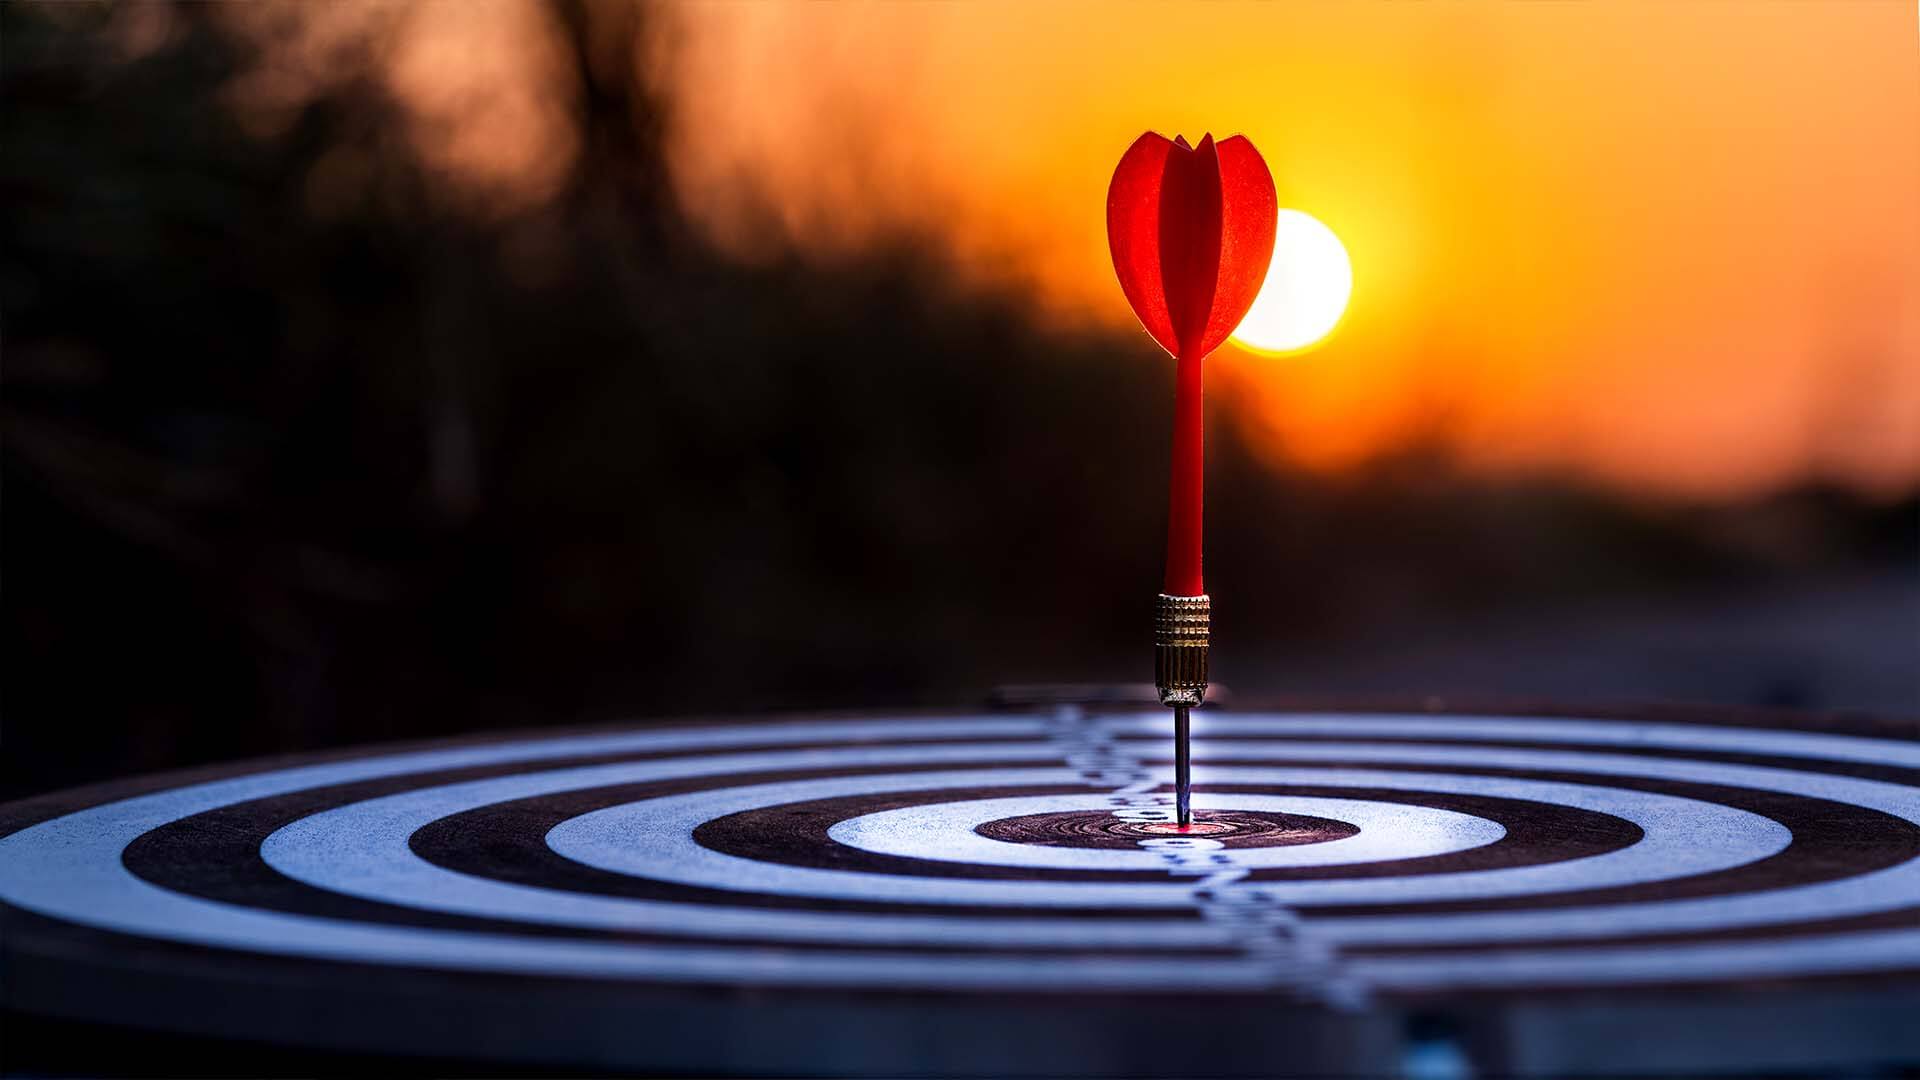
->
xmin=977 ymin=808 xmax=1361 ymax=847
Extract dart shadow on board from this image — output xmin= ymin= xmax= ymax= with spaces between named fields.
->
xmin=3 ymin=2 xmax=1918 ymax=1079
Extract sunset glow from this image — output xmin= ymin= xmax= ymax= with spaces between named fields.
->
xmin=207 ymin=0 xmax=1920 ymax=500
xmin=654 ymin=2 xmax=1920 ymax=497
xmin=1229 ymin=210 xmax=1352 ymax=356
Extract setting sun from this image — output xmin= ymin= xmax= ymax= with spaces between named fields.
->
xmin=1229 ymin=210 xmax=1352 ymax=356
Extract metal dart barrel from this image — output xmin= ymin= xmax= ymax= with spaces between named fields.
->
xmin=1154 ymin=592 xmax=1210 ymax=825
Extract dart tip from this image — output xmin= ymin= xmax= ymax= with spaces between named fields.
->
xmin=1173 ymin=703 xmax=1192 ymax=827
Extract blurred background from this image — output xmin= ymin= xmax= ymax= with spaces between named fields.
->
xmin=4 ymin=0 xmax=1916 ymax=801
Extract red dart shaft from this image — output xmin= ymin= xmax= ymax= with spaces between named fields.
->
xmin=1163 ymin=350 xmax=1205 ymax=598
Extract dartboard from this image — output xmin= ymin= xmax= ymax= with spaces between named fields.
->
xmin=4 ymin=707 xmax=1918 ymax=1075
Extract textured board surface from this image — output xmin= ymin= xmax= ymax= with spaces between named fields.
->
xmin=4 ymin=706 xmax=1919 ymax=1075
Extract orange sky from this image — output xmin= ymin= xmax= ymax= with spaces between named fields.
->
xmin=654 ymin=1 xmax=1920 ymax=499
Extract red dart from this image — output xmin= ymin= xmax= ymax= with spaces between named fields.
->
xmin=1107 ymin=131 xmax=1276 ymax=826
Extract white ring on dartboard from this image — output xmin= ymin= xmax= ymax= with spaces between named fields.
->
xmin=828 ymin=792 xmax=1503 ymax=870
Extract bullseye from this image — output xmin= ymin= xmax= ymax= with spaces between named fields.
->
xmin=972 ymin=808 xmax=1351 ymax=847
xmin=1130 ymin=819 xmax=1236 ymax=836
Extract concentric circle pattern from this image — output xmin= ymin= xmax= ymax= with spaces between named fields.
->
xmin=4 ymin=709 xmax=1919 ymax=1008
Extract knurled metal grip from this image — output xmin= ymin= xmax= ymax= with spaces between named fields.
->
xmin=1154 ymin=593 xmax=1210 ymax=707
